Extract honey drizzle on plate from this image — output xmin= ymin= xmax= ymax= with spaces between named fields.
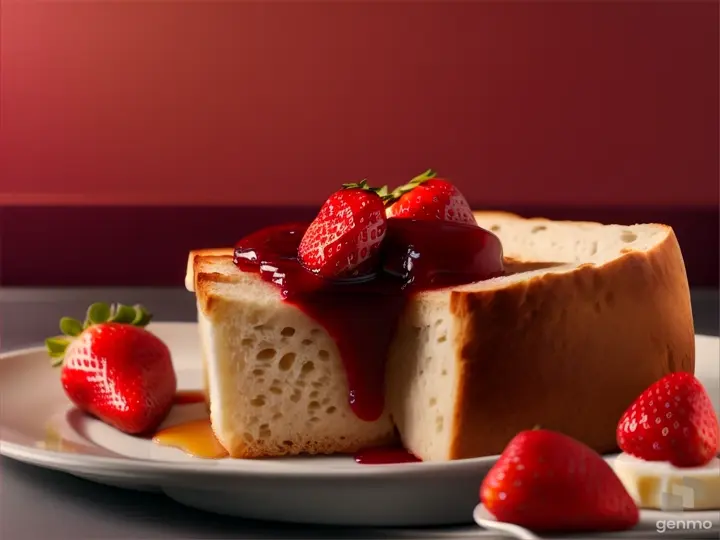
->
xmin=156 ymin=391 xmax=422 ymax=464
xmin=152 ymin=418 xmax=228 ymax=459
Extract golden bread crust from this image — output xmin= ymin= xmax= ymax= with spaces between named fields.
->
xmin=448 ymin=227 xmax=694 ymax=458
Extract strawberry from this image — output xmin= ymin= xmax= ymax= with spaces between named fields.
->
xmin=298 ymin=180 xmax=388 ymax=279
xmin=480 ymin=429 xmax=639 ymax=533
xmin=617 ymin=372 xmax=719 ymax=468
xmin=45 ymin=302 xmax=177 ymax=435
xmin=385 ymin=169 xmax=477 ymax=225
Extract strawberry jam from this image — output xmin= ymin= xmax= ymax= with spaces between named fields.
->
xmin=354 ymin=446 xmax=421 ymax=465
xmin=233 ymin=218 xmax=503 ymax=422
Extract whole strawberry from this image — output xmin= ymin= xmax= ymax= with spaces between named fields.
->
xmin=46 ymin=303 xmax=177 ymax=435
xmin=617 ymin=372 xmax=719 ymax=468
xmin=385 ymin=169 xmax=477 ymax=225
xmin=298 ymin=180 xmax=388 ymax=279
xmin=480 ymin=429 xmax=639 ymax=533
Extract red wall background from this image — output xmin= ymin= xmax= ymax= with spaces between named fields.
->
xmin=0 ymin=1 xmax=717 ymax=287
xmin=1 ymin=1 xmax=717 ymax=207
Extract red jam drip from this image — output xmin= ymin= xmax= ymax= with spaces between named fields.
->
xmin=354 ymin=446 xmax=422 ymax=465
xmin=234 ymin=218 xmax=503 ymax=422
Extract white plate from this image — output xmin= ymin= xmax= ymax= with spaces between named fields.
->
xmin=0 ymin=323 xmax=718 ymax=528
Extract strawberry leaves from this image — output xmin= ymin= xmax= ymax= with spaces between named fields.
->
xmin=383 ymin=169 xmax=438 ymax=205
xmin=46 ymin=337 xmax=72 ymax=367
xmin=341 ymin=179 xmax=390 ymax=199
xmin=340 ymin=171 xmax=441 ymax=206
xmin=46 ymin=302 xmax=153 ymax=366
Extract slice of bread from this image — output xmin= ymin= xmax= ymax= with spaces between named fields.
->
xmin=186 ymin=212 xmax=694 ymax=460
xmin=188 ymin=251 xmax=396 ymax=458
xmin=387 ymin=212 xmax=694 ymax=461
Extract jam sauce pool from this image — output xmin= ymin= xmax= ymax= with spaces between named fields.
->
xmin=354 ymin=446 xmax=421 ymax=465
xmin=234 ymin=218 xmax=503 ymax=422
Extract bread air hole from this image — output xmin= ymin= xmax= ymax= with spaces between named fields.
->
xmin=301 ymin=361 xmax=315 ymax=375
xmin=281 ymin=327 xmax=296 ymax=337
xmin=318 ymin=350 xmax=330 ymax=361
xmin=436 ymin=415 xmax=444 ymax=433
xmin=279 ymin=352 xmax=296 ymax=371
xmin=621 ymin=231 xmax=638 ymax=243
xmin=531 ymin=225 xmax=547 ymax=233
xmin=250 ymin=395 xmax=266 ymax=407
xmin=257 ymin=348 xmax=276 ymax=361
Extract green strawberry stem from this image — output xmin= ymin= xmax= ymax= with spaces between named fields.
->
xmin=45 ymin=302 xmax=153 ymax=367
xmin=382 ymin=168 xmax=438 ymax=205
xmin=341 ymin=179 xmax=390 ymax=199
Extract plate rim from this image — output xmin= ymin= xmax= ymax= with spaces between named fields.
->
xmin=1 ymin=324 xmax=717 ymax=481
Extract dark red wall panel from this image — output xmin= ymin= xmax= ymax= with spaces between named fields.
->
xmin=1 ymin=2 xmax=717 ymax=207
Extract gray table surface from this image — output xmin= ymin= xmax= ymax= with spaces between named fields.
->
xmin=1 ymin=287 xmax=718 ymax=540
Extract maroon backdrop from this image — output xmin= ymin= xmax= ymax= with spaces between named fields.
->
xmin=0 ymin=2 xmax=717 ymax=286
xmin=1 ymin=1 xmax=717 ymax=206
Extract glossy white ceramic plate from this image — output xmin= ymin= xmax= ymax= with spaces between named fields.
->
xmin=0 ymin=323 xmax=718 ymax=528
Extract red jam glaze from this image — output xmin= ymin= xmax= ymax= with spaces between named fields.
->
xmin=354 ymin=446 xmax=421 ymax=465
xmin=234 ymin=218 xmax=504 ymax=422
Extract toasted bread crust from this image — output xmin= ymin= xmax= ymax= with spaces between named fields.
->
xmin=186 ymin=248 xmax=234 ymax=292
xmin=448 ymin=227 xmax=694 ymax=458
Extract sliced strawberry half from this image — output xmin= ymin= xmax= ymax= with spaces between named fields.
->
xmin=298 ymin=180 xmax=389 ymax=279
xmin=385 ymin=169 xmax=477 ymax=226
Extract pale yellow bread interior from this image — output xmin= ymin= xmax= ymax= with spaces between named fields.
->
xmin=187 ymin=211 xmax=694 ymax=460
